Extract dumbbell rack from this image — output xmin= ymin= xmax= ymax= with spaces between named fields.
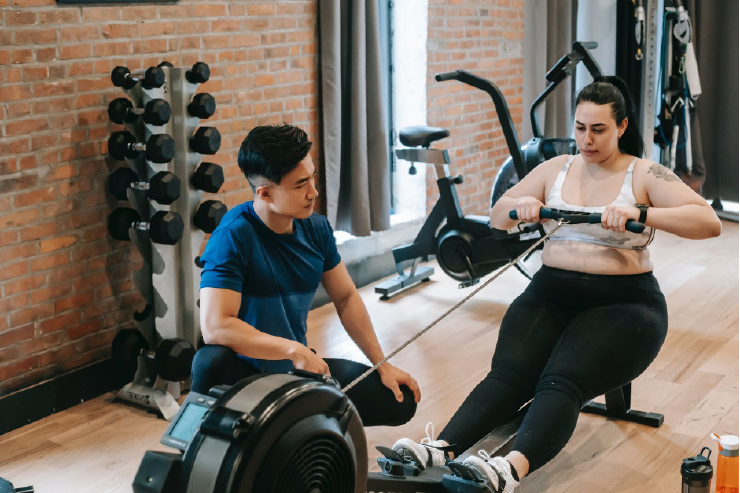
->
xmin=107 ymin=63 xmax=224 ymax=419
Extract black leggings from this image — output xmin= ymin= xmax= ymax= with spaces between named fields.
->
xmin=438 ymin=266 xmax=668 ymax=472
xmin=191 ymin=345 xmax=417 ymax=427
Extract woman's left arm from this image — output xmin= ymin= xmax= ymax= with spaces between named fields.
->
xmin=641 ymin=162 xmax=722 ymax=239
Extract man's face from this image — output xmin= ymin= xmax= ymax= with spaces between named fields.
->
xmin=259 ymin=155 xmax=318 ymax=219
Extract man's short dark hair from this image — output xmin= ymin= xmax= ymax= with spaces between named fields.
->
xmin=238 ymin=123 xmax=313 ymax=190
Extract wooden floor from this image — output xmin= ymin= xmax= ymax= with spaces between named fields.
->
xmin=1 ymin=222 xmax=737 ymax=493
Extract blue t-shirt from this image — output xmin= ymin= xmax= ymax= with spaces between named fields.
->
xmin=199 ymin=201 xmax=341 ymax=373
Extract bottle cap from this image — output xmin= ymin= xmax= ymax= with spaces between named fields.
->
xmin=681 ymin=447 xmax=713 ymax=481
xmin=712 ymin=433 xmax=739 ymax=450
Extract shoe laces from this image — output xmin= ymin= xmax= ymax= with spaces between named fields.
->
xmin=420 ymin=422 xmax=436 ymax=445
xmin=477 ymin=449 xmax=493 ymax=462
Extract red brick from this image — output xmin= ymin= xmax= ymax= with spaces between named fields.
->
xmin=39 ymin=10 xmax=80 ymax=24
xmin=0 ymin=242 xmax=37 ymax=264
xmin=0 ymin=325 xmax=35 ymax=347
xmin=39 ymin=311 xmax=81 ymax=334
xmin=0 ymin=230 xmax=18 ymax=248
xmin=41 ymin=199 xmax=75 ymax=219
xmin=77 ymin=110 xmax=106 ymax=126
xmin=176 ymin=20 xmax=210 ymax=34
xmin=58 ymin=179 xmax=92 ymax=197
xmin=5 ymin=10 xmax=36 ymax=26
xmin=73 ymin=271 xmax=110 ymax=292
xmin=67 ymin=61 xmax=94 ymax=76
xmin=10 ymin=304 xmax=53 ymax=328
xmin=19 ymin=155 xmax=38 ymax=171
xmin=0 ymin=174 xmax=39 ymax=193
xmin=60 ymin=44 xmax=91 ymax=60
xmin=139 ymin=22 xmax=175 ymax=37
xmin=0 ymin=85 xmax=32 ymax=102
xmin=31 ymin=282 xmax=73 ymax=304
xmin=40 ymin=235 xmax=77 ymax=254
xmin=0 ymin=138 xmax=30 ymax=155
xmin=159 ymin=4 xmax=192 ymax=17
xmin=81 ymin=7 xmax=121 ymax=22
xmin=48 ymin=113 xmax=76 ymax=131
xmin=60 ymin=26 xmax=99 ymax=43
xmin=20 ymin=221 xmax=60 ymax=242
xmin=0 ymin=357 xmax=37 ymax=381
xmin=11 ymin=49 xmax=34 ymax=64
xmin=121 ymin=6 xmax=157 ymax=21
xmin=32 ymin=96 xmax=74 ymax=114
xmin=93 ymin=41 xmax=130 ymax=57
xmin=247 ymin=4 xmax=274 ymax=15
xmin=38 ymin=343 xmax=79 ymax=367
xmin=6 ymin=67 xmax=22 ymax=82
xmin=22 ymin=66 xmax=49 ymax=81
xmin=0 ymin=293 xmax=30 ymax=313
xmin=30 ymin=252 xmax=70 ymax=273
xmin=101 ymin=23 xmax=138 ymax=39
xmin=21 ymin=331 xmax=63 ymax=356
xmin=195 ymin=4 xmax=227 ymax=17
xmin=36 ymin=47 xmax=57 ymax=63
xmin=14 ymin=29 xmax=57 ymax=45
xmin=65 ymin=319 xmax=104 ymax=340
xmin=54 ymin=291 xmax=94 ymax=313
xmin=12 ymin=0 xmax=54 ymax=6
xmin=0 ymin=261 xmax=28 ymax=281
xmin=131 ymin=39 xmax=167 ymax=54
xmin=211 ymin=20 xmax=241 ymax=32
xmin=5 ymin=118 xmax=49 ymax=136
xmin=3 ymin=273 xmax=46 ymax=296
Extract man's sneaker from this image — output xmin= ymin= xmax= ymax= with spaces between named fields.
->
xmin=461 ymin=450 xmax=520 ymax=493
xmin=391 ymin=422 xmax=450 ymax=470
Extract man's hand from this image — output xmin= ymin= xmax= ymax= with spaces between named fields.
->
xmin=378 ymin=363 xmax=421 ymax=403
xmin=289 ymin=343 xmax=331 ymax=375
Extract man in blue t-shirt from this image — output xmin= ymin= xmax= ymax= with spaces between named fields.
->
xmin=191 ymin=124 xmax=419 ymax=426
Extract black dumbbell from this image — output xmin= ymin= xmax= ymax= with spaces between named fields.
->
xmin=111 ymin=66 xmax=165 ymax=90
xmin=186 ymin=62 xmax=210 ymax=84
xmin=108 ymin=131 xmax=175 ymax=163
xmin=109 ymin=168 xmax=181 ymax=205
xmin=158 ymin=61 xmax=174 ymax=68
xmin=189 ymin=127 xmax=221 ymax=155
xmin=108 ymin=207 xmax=184 ymax=245
xmin=108 ymin=98 xmax=172 ymax=126
xmin=112 ymin=328 xmax=195 ymax=382
xmin=192 ymin=162 xmax=224 ymax=193
xmin=194 ymin=200 xmax=227 ymax=233
xmin=188 ymin=93 xmax=216 ymax=119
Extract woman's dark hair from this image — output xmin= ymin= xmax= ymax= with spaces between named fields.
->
xmin=238 ymin=123 xmax=313 ymax=190
xmin=575 ymin=76 xmax=645 ymax=157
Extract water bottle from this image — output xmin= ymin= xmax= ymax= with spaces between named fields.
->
xmin=711 ymin=433 xmax=739 ymax=493
xmin=682 ymin=447 xmax=713 ymax=493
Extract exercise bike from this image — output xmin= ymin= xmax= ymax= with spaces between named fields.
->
xmin=375 ymin=42 xmax=603 ymax=300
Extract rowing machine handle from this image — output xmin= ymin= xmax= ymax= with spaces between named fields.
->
xmin=509 ymin=207 xmax=646 ymax=234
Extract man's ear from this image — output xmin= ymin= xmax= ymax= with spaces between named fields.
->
xmin=254 ymin=184 xmax=273 ymax=203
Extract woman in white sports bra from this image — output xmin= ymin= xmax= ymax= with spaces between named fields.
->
xmin=388 ymin=77 xmax=722 ymax=492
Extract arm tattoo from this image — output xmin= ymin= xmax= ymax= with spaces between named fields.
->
xmin=648 ymin=164 xmax=680 ymax=183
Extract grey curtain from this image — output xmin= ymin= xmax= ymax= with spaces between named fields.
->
xmin=319 ymin=0 xmax=391 ymax=236
xmin=523 ymin=0 xmax=578 ymax=141
xmin=691 ymin=0 xmax=738 ymax=201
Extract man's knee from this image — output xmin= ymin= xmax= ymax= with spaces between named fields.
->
xmin=396 ymin=386 xmax=418 ymax=425
xmin=191 ymin=345 xmax=238 ymax=394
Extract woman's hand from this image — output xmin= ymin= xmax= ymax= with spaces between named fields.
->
xmin=513 ymin=196 xmax=546 ymax=223
xmin=601 ymin=204 xmax=640 ymax=233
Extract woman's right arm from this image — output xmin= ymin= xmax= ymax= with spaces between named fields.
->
xmin=490 ymin=155 xmax=566 ymax=230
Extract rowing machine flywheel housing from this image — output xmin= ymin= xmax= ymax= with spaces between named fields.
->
xmin=133 ymin=372 xmax=368 ymax=493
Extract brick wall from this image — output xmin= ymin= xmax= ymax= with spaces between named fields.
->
xmin=426 ymin=0 xmax=525 ymax=215
xmin=0 ymin=0 xmax=319 ymax=395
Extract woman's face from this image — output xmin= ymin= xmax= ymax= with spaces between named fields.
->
xmin=574 ymin=102 xmax=628 ymax=163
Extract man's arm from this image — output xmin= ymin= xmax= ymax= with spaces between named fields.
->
xmin=200 ymin=287 xmax=329 ymax=373
xmin=321 ymin=262 xmax=421 ymax=402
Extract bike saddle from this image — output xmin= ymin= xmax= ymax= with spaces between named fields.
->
xmin=400 ymin=126 xmax=450 ymax=148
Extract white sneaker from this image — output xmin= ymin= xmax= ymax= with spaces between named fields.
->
xmin=461 ymin=451 xmax=520 ymax=493
xmin=391 ymin=422 xmax=449 ymax=470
